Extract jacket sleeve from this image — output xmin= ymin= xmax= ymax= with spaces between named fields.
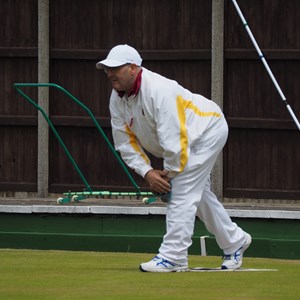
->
xmin=110 ymin=95 xmax=153 ymax=178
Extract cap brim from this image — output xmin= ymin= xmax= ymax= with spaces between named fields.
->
xmin=96 ymin=59 xmax=126 ymax=69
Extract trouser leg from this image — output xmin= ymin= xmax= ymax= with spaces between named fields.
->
xmin=158 ymin=173 xmax=201 ymax=265
xmin=158 ymin=119 xmax=242 ymax=263
xmin=196 ymin=179 xmax=246 ymax=254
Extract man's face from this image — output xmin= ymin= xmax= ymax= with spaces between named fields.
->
xmin=104 ymin=64 xmax=134 ymax=93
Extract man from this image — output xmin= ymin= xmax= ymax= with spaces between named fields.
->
xmin=96 ymin=44 xmax=251 ymax=272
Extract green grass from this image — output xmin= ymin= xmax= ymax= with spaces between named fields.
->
xmin=0 ymin=249 xmax=299 ymax=299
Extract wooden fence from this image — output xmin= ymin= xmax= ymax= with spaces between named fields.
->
xmin=0 ymin=0 xmax=299 ymax=202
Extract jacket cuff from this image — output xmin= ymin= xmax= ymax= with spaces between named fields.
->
xmin=138 ymin=165 xmax=153 ymax=178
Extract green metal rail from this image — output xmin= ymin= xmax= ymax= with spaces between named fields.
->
xmin=13 ymin=83 xmax=141 ymax=194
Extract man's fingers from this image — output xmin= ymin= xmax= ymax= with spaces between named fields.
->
xmin=151 ymin=178 xmax=171 ymax=194
xmin=145 ymin=169 xmax=172 ymax=193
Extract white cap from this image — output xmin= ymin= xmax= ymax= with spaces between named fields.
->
xmin=96 ymin=44 xmax=142 ymax=69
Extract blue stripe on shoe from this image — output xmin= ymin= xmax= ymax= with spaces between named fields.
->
xmin=156 ymin=258 xmax=176 ymax=268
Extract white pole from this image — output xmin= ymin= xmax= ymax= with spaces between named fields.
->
xmin=200 ymin=236 xmax=209 ymax=256
xmin=231 ymin=0 xmax=300 ymax=131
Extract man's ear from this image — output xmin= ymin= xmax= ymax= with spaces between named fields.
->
xmin=129 ymin=64 xmax=138 ymax=75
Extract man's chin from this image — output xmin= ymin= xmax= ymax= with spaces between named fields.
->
xmin=112 ymin=83 xmax=121 ymax=91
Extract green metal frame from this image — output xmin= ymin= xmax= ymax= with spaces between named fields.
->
xmin=13 ymin=83 xmax=153 ymax=203
xmin=60 ymin=190 xmax=157 ymax=204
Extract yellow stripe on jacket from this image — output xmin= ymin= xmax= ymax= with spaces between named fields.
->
xmin=125 ymin=124 xmax=150 ymax=164
xmin=176 ymin=96 xmax=221 ymax=172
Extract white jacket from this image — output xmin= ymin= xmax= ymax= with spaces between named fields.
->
xmin=109 ymin=67 xmax=225 ymax=178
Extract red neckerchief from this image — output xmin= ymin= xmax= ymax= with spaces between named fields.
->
xmin=118 ymin=69 xmax=143 ymax=98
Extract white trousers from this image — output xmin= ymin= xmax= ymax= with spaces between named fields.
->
xmin=158 ymin=120 xmax=246 ymax=265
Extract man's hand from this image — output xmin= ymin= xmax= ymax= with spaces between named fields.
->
xmin=145 ymin=169 xmax=171 ymax=194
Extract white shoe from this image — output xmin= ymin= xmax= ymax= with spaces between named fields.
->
xmin=140 ymin=256 xmax=189 ymax=273
xmin=221 ymin=233 xmax=252 ymax=270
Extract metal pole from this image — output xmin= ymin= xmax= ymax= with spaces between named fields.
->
xmin=231 ymin=0 xmax=300 ymax=131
